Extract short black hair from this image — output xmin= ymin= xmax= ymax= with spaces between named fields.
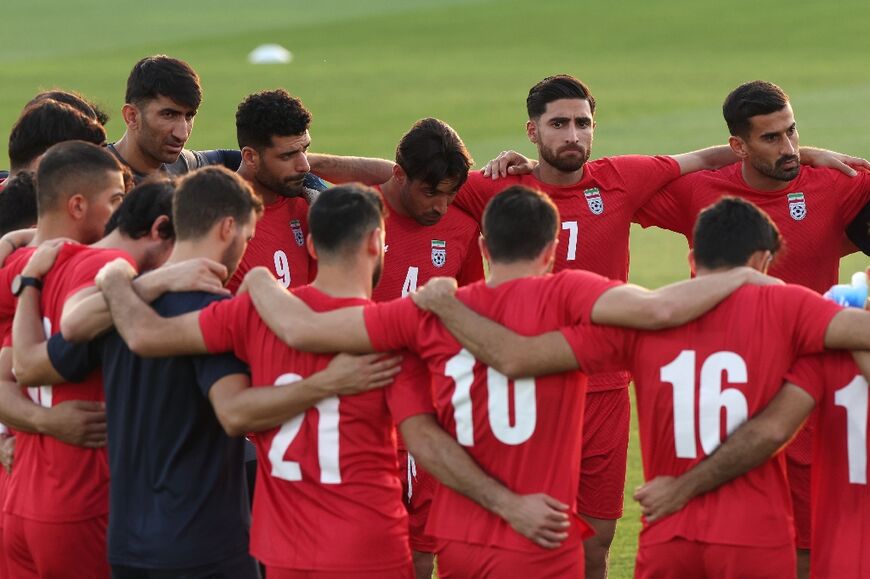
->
xmin=172 ymin=166 xmax=262 ymax=241
xmin=0 ymin=171 xmax=37 ymax=235
xmin=36 ymin=140 xmax=123 ymax=216
xmin=104 ymin=178 xmax=175 ymax=240
xmin=235 ymin=89 xmax=311 ymax=150
xmin=27 ymin=89 xmax=109 ymax=126
xmin=396 ymin=118 xmax=473 ymax=190
xmin=308 ymin=183 xmax=385 ymax=257
xmin=693 ymin=197 xmax=781 ymax=269
xmin=8 ymin=100 xmax=107 ymax=172
xmin=125 ymin=55 xmax=202 ymax=111
xmin=482 ymin=185 xmax=559 ymax=263
xmin=527 ymin=75 xmax=596 ymax=119
xmin=723 ymin=81 xmax=790 ymax=138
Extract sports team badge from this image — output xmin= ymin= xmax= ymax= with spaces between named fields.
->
xmin=788 ymin=192 xmax=806 ymax=221
xmin=431 ymin=240 xmax=446 ymax=268
xmin=290 ymin=219 xmax=305 ymax=246
xmin=584 ymin=188 xmax=604 ymax=215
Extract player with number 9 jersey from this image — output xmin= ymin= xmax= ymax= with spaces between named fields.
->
xmin=785 ymin=352 xmax=870 ymax=579
xmin=198 ymin=287 xmax=432 ymax=578
xmin=560 ymin=282 xmax=842 ymax=577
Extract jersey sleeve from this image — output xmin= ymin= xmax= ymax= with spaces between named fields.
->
xmin=46 ymin=332 xmax=103 ymax=383
xmin=834 ymin=170 xmax=870 ymax=228
xmin=198 ymin=294 xmax=254 ymax=360
xmin=454 ymin=171 xmax=497 ymax=223
xmin=632 ymin=173 xmax=696 ymax=235
xmin=554 ymin=270 xmax=623 ymax=324
xmin=192 ymin=352 xmax=249 ymax=397
xmin=782 ymin=286 xmax=843 ymax=355
xmin=559 ymin=323 xmax=633 ymax=375
xmin=456 ymin=226 xmax=484 ymax=287
xmin=610 ymin=155 xmax=682 ymax=211
xmin=784 ymin=353 xmax=830 ymax=403
xmin=363 ymin=297 xmax=422 ymax=352
xmin=385 ymin=351 xmax=436 ymax=425
xmin=64 ymin=250 xmax=136 ymax=300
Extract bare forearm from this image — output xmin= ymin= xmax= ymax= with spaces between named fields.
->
xmin=655 ymin=269 xmax=750 ymax=327
xmin=673 ymin=145 xmax=736 ymax=174
xmin=0 ymin=380 xmax=46 ymax=434
xmin=13 ymin=288 xmax=63 ymax=385
xmin=216 ymin=376 xmax=330 ymax=436
xmin=307 ymin=153 xmax=395 ymax=185
xmin=61 ymin=291 xmax=111 ymax=342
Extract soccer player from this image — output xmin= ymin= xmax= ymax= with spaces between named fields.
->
xmin=373 ymin=117 xmax=483 ymax=578
xmin=212 ymin=185 xmax=783 ymax=577
xmin=408 ymin=197 xmax=870 ymax=578
xmin=90 ymin=184 xmax=564 ymax=579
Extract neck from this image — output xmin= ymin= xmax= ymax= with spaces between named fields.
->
xmin=31 ymin=214 xmax=84 ymax=246
xmin=165 ymin=239 xmax=223 ymax=268
xmin=532 ymin=158 xmax=584 ymax=186
xmin=379 ymin=178 xmax=408 ymax=217
xmin=92 ymin=230 xmax=142 ymax=263
xmin=113 ymin=133 xmax=162 ymax=176
xmin=310 ymin=259 xmax=372 ymax=300
xmin=487 ymin=260 xmax=547 ymax=288
xmin=740 ymin=161 xmax=793 ymax=192
xmin=238 ymin=165 xmax=279 ymax=206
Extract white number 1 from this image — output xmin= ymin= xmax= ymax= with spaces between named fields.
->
xmin=562 ymin=221 xmax=578 ymax=261
xmin=835 ymin=376 xmax=869 ymax=485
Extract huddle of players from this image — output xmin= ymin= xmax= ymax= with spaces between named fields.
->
xmin=0 ymin=53 xmax=868 ymax=579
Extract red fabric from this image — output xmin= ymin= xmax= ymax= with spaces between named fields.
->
xmin=576 ymin=388 xmax=631 ymax=519
xmin=436 ymin=538 xmax=584 ymax=579
xmin=396 ymin=449 xmax=438 ymax=552
xmin=0 ymin=247 xmax=36 ymax=341
xmin=266 ymin=565 xmax=412 ymax=579
xmin=562 ymin=284 xmax=842 ymax=548
xmin=228 ymin=196 xmax=313 ymax=293
xmin=634 ymin=538 xmax=795 ymax=579
xmin=635 ymin=163 xmax=870 ymax=294
xmin=4 ymin=513 xmax=109 ymax=579
xmin=363 ymin=270 xmax=619 ymax=553
xmin=5 ymin=245 xmax=134 ymax=524
xmin=786 ymin=352 xmax=870 ymax=578
xmin=198 ymin=288 xmax=432 ymax=571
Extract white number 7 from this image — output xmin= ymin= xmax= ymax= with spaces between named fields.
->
xmin=562 ymin=221 xmax=578 ymax=261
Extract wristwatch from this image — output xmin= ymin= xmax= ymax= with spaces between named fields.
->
xmin=11 ymin=275 xmax=42 ymax=297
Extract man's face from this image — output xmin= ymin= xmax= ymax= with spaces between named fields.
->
xmin=740 ymin=104 xmax=800 ymax=182
xmin=134 ymin=95 xmax=197 ymax=165
xmin=529 ymin=98 xmax=594 ymax=173
xmin=221 ymin=210 xmax=258 ymax=279
xmin=254 ymin=132 xmax=311 ymax=198
xmin=82 ymin=169 xmax=126 ymax=243
xmin=399 ymin=176 xmax=459 ymax=226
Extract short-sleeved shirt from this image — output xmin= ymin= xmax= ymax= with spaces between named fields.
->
xmin=0 ymin=246 xmax=36 ymax=341
xmin=372 ymin=191 xmax=483 ymax=302
xmin=363 ymin=270 xmax=620 ymax=553
xmin=455 ymin=155 xmax=681 ymax=391
xmin=561 ymin=284 xmax=843 ymax=548
xmin=198 ymin=287 xmax=432 ymax=572
xmin=785 ymin=352 xmax=870 ymax=578
xmin=5 ymin=244 xmax=134 ymax=523
xmin=228 ymin=195 xmax=314 ymax=293
xmin=48 ymin=291 xmax=251 ymax=569
xmin=635 ymin=163 xmax=870 ymax=293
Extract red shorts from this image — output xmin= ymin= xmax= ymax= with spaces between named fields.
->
xmin=266 ymin=565 xmax=412 ymax=579
xmin=635 ymin=538 xmax=795 ymax=578
xmin=786 ymin=422 xmax=814 ymax=550
xmin=397 ymin=449 xmax=438 ymax=553
xmin=577 ymin=388 xmax=630 ymax=519
xmin=437 ymin=540 xmax=584 ymax=578
xmin=4 ymin=513 xmax=108 ymax=579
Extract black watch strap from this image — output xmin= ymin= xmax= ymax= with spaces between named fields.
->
xmin=11 ymin=275 xmax=43 ymax=297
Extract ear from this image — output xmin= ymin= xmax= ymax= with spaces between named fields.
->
xmin=687 ymin=249 xmax=696 ymax=273
xmin=149 ymin=215 xmax=170 ymax=240
xmin=68 ymin=194 xmax=87 ymax=221
xmin=746 ymin=249 xmax=772 ymax=273
xmin=121 ymin=103 xmax=140 ymax=130
xmin=478 ymin=235 xmax=491 ymax=267
xmin=219 ymin=216 xmax=236 ymax=242
xmin=305 ymin=233 xmax=318 ymax=261
xmin=539 ymin=239 xmax=558 ymax=268
xmin=392 ymin=164 xmax=407 ymax=185
xmin=241 ymin=146 xmax=259 ymax=171
xmin=729 ymin=135 xmax=748 ymax=159
xmin=367 ymin=227 xmax=384 ymax=257
xmin=526 ymin=120 xmax=538 ymax=144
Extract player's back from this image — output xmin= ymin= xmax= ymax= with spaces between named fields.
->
xmin=0 ymin=246 xmax=37 ymax=339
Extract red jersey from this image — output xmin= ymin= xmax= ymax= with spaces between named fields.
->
xmin=198 ymin=288 xmax=432 ymax=572
xmin=562 ymin=284 xmax=842 ymax=548
xmin=4 ymin=244 xmax=135 ymax=523
xmin=363 ymin=270 xmax=621 ymax=552
xmin=372 ymin=193 xmax=483 ymax=302
xmin=228 ymin=196 xmax=313 ymax=294
xmin=635 ymin=163 xmax=870 ymax=293
xmin=456 ymin=155 xmax=681 ymax=391
xmin=0 ymin=247 xmax=37 ymax=341
xmin=786 ymin=352 xmax=870 ymax=578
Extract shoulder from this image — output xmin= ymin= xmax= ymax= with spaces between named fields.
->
xmin=153 ymin=291 xmax=233 ymax=316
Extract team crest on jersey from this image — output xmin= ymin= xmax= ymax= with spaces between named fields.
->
xmin=290 ymin=220 xmax=305 ymax=246
xmin=431 ymin=240 xmax=446 ymax=268
xmin=788 ymin=192 xmax=806 ymax=221
xmin=584 ymin=188 xmax=604 ymax=215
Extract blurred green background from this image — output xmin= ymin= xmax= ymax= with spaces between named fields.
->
xmin=3 ymin=0 xmax=868 ymax=575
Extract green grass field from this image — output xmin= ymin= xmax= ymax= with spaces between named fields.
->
xmin=3 ymin=1 xmax=869 ymax=576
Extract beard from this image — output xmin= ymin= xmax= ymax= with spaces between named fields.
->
xmin=256 ymin=168 xmax=307 ymax=198
xmin=752 ymin=153 xmax=800 ymax=182
xmin=539 ymin=142 xmax=590 ymax=173
xmin=220 ymin=235 xmax=246 ymax=282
